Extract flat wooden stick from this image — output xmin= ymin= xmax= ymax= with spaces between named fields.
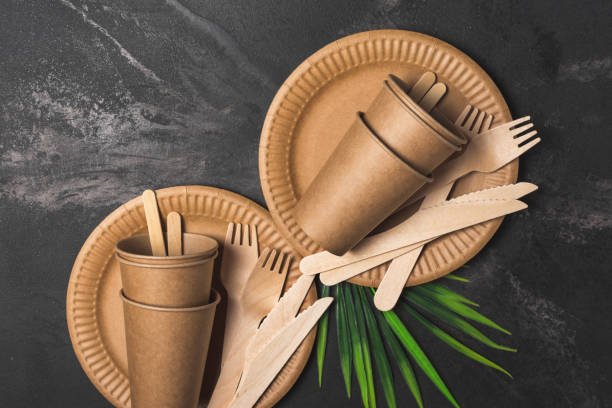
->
xmin=408 ymin=71 xmax=436 ymax=102
xmin=307 ymin=183 xmax=537 ymax=277
xmin=374 ymin=184 xmax=453 ymax=311
xmin=317 ymin=203 xmax=525 ymax=286
xmin=419 ymin=82 xmax=447 ymax=112
xmin=142 ymin=189 xmax=167 ymax=256
xmin=166 ymin=212 xmax=182 ymax=256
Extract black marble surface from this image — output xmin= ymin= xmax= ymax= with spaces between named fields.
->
xmin=1 ymin=0 xmax=611 ymax=407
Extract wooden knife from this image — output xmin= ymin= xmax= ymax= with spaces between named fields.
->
xmin=243 ymin=274 xmax=315 ymax=364
xmin=316 ymin=199 xmax=527 ymax=285
xmin=301 ymin=183 xmax=537 ymax=278
xmin=229 ymin=297 xmax=334 ymax=408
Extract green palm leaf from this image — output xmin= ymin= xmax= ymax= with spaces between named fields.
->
xmin=316 ymin=284 xmax=331 ymax=386
xmin=374 ymin=299 xmax=423 ymax=408
xmin=403 ymin=304 xmax=513 ymax=378
xmin=357 ymin=286 xmax=396 ymax=408
xmin=444 ymin=274 xmax=470 ymax=283
xmin=336 ymin=284 xmax=352 ymax=398
xmin=350 ymin=285 xmax=376 ymax=408
xmin=344 ymin=283 xmax=370 ymax=407
xmin=409 ymin=288 xmax=510 ymax=335
xmin=413 ymin=283 xmax=479 ymax=307
xmin=406 ymin=292 xmax=516 ymax=352
xmin=383 ymin=308 xmax=460 ymax=408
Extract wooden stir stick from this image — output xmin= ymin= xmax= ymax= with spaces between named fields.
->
xmin=142 ymin=189 xmax=167 ymax=256
xmin=166 ymin=212 xmax=182 ymax=256
xmin=419 ymin=82 xmax=447 ymax=112
xmin=372 ymin=81 xmax=446 ymax=310
xmin=408 ymin=71 xmax=436 ymax=102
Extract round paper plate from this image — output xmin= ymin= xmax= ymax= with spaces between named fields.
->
xmin=66 ymin=186 xmax=317 ymax=408
xmin=259 ymin=30 xmax=518 ymax=286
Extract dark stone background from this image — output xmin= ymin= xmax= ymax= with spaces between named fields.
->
xmin=1 ymin=0 xmax=610 ymax=407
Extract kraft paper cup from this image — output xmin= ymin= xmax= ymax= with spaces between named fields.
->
xmin=294 ymin=112 xmax=431 ymax=255
xmin=364 ymin=76 xmax=464 ymax=175
xmin=117 ymin=234 xmax=218 ymax=307
xmin=386 ymin=74 xmax=467 ymax=146
xmin=116 ymin=233 xmax=218 ymax=265
xmin=121 ymin=289 xmax=221 ymax=408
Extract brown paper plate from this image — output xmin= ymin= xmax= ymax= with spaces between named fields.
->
xmin=259 ymin=30 xmax=518 ymax=286
xmin=66 ymin=186 xmax=317 ymax=408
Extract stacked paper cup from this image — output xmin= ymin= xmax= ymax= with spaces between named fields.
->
xmin=116 ymin=233 xmax=220 ymax=408
xmin=294 ymin=74 xmax=467 ymax=256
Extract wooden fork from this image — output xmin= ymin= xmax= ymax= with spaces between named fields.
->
xmin=210 ymin=223 xmax=259 ymax=408
xmin=409 ymin=115 xmax=540 ymax=204
xmin=374 ymin=105 xmax=495 ymax=311
xmin=220 ymin=223 xmax=259 ymax=295
xmin=209 ymin=248 xmax=290 ymax=408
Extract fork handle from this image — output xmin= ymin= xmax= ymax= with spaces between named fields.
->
xmin=374 ymin=182 xmax=454 ymax=310
xmin=209 ymin=308 xmax=255 ymax=408
xmin=402 ymin=153 xmax=472 ymax=208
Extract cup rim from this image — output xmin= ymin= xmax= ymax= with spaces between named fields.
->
xmin=120 ymin=289 xmax=221 ymax=312
xmin=357 ymin=112 xmax=432 ymax=182
xmin=385 ymin=75 xmax=467 ymax=147
xmin=115 ymin=251 xmax=218 ymax=269
xmin=116 ymin=232 xmax=218 ymax=261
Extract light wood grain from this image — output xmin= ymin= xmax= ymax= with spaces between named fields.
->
xmin=374 ymin=105 xmax=494 ymax=311
xmin=166 ymin=212 xmax=182 ymax=256
xmin=373 ymin=184 xmax=452 ymax=310
xmin=407 ymin=116 xmax=540 ymax=205
xmin=142 ymin=189 xmax=166 ymax=256
xmin=315 ymin=183 xmax=537 ymax=285
xmin=419 ymin=82 xmax=447 ymax=112
xmin=209 ymin=248 xmax=289 ymax=408
xmin=229 ymin=297 xmax=334 ymax=408
xmin=408 ymin=71 xmax=436 ymax=102
xmin=244 ymin=274 xmax=314 ymax=364
xmin=313 ymin=199 xmax=530 ymax=285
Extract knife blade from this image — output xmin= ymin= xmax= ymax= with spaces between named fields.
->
xmin=244 ymin=274 xmax=315 ymax=363
xmin=424 ymin=182 xmax=537 ymax=208
xmin=230 ymin=297 xmax=334 ymax=408
xmin=315 ymin=199 xmax=527 ymax=285
xmin=302 ymin=182 xmax=537 ymax=278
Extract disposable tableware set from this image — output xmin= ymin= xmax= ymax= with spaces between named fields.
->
xmin=296 ymin=71 xmax=539 ymax=310
xmin=67 ymin=29 xmax=542 ymax=408
xmin=115 ymin=190 xmax=332 ymax=408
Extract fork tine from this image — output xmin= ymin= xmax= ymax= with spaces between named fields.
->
xmin=490 ymin=116 xmax=530 ymax=132
xmin=263 ymin=249 xmax=277 ymax=269
xmin=515 ymin=130 xmax=538 ymax=145
xmin=483 ymin=114 xmax=494 ymax=131
xmin=249 ymin=224 xmax=258 ymax=248
xmin=507 ymin=116 xmax=531 ymax=129
xmin=455 ymin=105 xmax=472 ymax=126
xmin=517 ymin=137 xmax=541 ymax=155
xmin=472 ymin=111 xmax=486 ymax=133
xmin=242 ymin=223 xmax=250 ymax=246
xmin=282 ymin=255 xmax=294 ymax=275
xmin=258 ymin=248 xmax=272 ymax=267
xmin=276 ymin=254 xmax=291 ymax=288
xmin=225 ymin=222 xmax=236 ymax=245
xmin=465 ymin=107 xmax=479 ymax=130
xmin=271 ymin=253 xmax=282 ymax=274
xmin=272 ymin=254 xmax=290 ymax=299
xmin=273 ymin=253 xmax=290 ymax=274
xmin=510 ymin=123 xmax=535 ymax=137
xmin=234 ymin=223 xmax=243 ymax=245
